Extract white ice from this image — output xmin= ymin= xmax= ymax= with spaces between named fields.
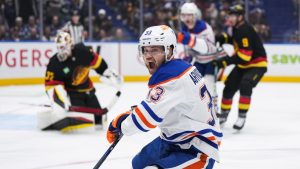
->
xmin=0 ymin=82 xmax=300 ymax=169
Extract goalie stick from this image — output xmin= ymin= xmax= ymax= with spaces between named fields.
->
xmin=19 ymin=91 xmax=121 ymax=115
xmin=19 ymin=102 xmax=107 ymax=115
xmin=93 ymin=134 xmax=123 ymax=169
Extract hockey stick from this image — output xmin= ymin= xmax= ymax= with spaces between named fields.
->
xmin=93 ymin=134 xmax=123 ymax=169
xmin=18 ymin=102 xmax=52 ymax=108
xmin=18 ymin=102 xmax=108 ymax=115
xmin=19 ymin=90 xmax=121 ymax=115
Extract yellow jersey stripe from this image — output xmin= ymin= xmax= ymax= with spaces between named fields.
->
xmin=238 ymin=61 xmax=268 ymax=68
xmin=237 ymin=51 xmax=252 ymax=61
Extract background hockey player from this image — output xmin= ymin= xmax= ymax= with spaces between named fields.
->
xmin=42 ymin=31 xmax=123 ymax=132
xmin=177 ymin=2 xmax=221 ymax=115
xmin=214 ymin=4 xmax=268 ymax=130
xmin=106 ymin=25 xmax=222 ymax=169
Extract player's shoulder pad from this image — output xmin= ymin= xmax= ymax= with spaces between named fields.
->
xmin=148 ymin=59 xmax=192 ymax=87
xmin=74 ymin=43 xmax=90 ymax=52
xmin=238 ymin=22 xmax=253 ymax=34
xmin=73 ymin=43 xmax=94 ymax=62
xmin=47 ymin=53 xmax=59 ymax=66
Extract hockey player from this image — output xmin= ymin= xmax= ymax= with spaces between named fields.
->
xmin=106 ymin=25 xmax=222 ymax=169
xmin=42 ymin=31 xmax=122 ymax=132
xmin=177 ymin=2 xmax=221 ymax=115
xmin=214 ymin=4 xmax=267 ymax=130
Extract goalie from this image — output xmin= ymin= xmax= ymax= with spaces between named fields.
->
xmin=41 ymin=31 xmax=123 ymax=132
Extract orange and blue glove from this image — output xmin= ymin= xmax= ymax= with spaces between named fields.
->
xmin=106 ymin=111 xmax=130 ymax=143
xmin=177 ymin=31 xmax=195 ymax=47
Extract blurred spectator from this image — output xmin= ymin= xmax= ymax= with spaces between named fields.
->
xmin=111 ymin=28 xmax=128 ymax=41
xmin=254 ymin=24 xmax=271 ymax=42
xmin=11 ymin=26 xmax=20 ymax=41
xmin=49 ymin=15 xmax=61 ymax=37
xmin=42 ymin=26 xmax=54 ymax=41
xmin=0 ymin=25 xmax=9 ymax=40
xmin=24 ymin=15 xmax=38 ymax=38
xmin=10 ymin=16 xmax=26 ymax=40
xmin=94 ymin=9 xmax=112 ymax=33
xmin=249 ymin=8 xmax=266 ymax=25
xmin=97 ymin=29 xmax=112 ymax=41
xmin=26 ymin=27 xmax=39 ymax=40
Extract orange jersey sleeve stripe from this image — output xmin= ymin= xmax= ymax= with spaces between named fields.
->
xmin=188 ymin=35 xmax=196 ymax=48
xmin=134 ymin=107 xmax=156 ymax=129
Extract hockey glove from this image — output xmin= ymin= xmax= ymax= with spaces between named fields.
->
xmin=106 ymin=111 xmax=130 ymax=143
xmin=213 ymin=56 xmax=235 ymax=68
xmin=215 ymin=33 xmax=228 ymax=46
xmin=102 ymin=68 xmax=124 ymax=90
xmin=177 ymin=31 xmax=195 ymax=47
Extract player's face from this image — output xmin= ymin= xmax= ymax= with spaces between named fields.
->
xmin=227 ymin=14 xmax=240 ymax=27
xmin=181 ymin=13 xmax=195 ymax=29
xmin=142 ymin=46 xmax=165 ymax=75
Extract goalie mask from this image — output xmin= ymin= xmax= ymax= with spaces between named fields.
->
xmin=55 ymin=31 xmax=73 ymax=62
xmin=180 ymin=2 xmax=202 ymax=29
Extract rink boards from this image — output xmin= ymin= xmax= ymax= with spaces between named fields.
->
xmin=0 ymin=42 xmax=299 ymax=85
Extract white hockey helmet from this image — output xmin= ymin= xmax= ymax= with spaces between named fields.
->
xmin=180 ymin=2 xmax=202 ymax=20
xmin=55 ymin=31 xmax=73 ymax=62
xmin=139 ymin=25 xmax=177 ymax=61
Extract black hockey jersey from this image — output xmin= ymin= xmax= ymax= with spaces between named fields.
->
xmin=45 ymin=43 xmax=108 ymax=92
xmin=217 ymin=22 xmax=267 ymax=69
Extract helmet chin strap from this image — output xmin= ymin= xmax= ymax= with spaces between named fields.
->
xmin=165 ymin=46 xmax=174 ymax=62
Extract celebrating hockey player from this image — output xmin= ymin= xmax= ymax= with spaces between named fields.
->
xmin=177 ymin=2 xmax=221 ymax=115
xmin=214 ymin=4 xmax=267 ymax=130
xmin=42 ymin=31 xmax=123 ymax=132
xmin=106 ymin=25 xmax=222 ymax=169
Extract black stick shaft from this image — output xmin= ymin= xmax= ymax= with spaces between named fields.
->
xmin=93 ymin=134 xmax=123 ymax=169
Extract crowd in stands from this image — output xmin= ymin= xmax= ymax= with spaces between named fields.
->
xmin=107 ymin=0 xmax=272 ymax=42
xmin=0 ymin=0 xmax=297 ymax=42
xmin=0 ymin=0 xmax=122 ymax=41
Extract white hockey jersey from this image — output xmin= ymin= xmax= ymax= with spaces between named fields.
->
xmin=121 ymin=59 xmax=222 ymax=161
xmin=183 ymin=20 xmax=218 ymax=63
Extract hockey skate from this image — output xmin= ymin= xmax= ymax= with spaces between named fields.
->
xmin=217 ymin=111 xmax=229 ymax=128
xmin=233 ymin=117 xmax=246 ymax=130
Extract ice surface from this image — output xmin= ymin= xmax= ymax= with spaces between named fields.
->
xmin=0 ymin=82 xmax=300 ymax=169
